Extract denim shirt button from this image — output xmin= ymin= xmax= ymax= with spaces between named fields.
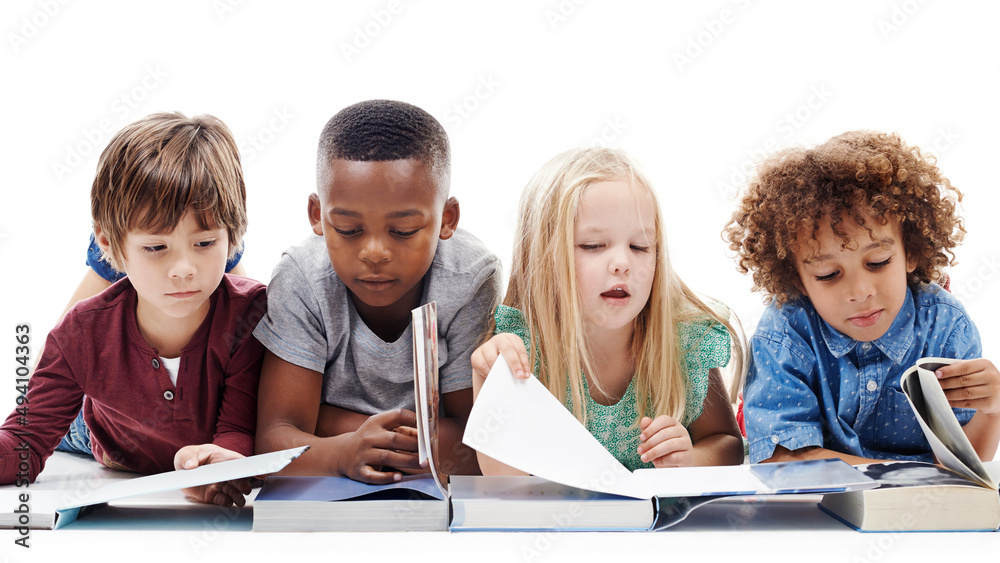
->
xmin=866 ymin=380 xmax=878 ymax=392
xmin=770 ymin=435 xmax=780 ymax=444
xmin=861 ymin=342 xmax=872 ymax=352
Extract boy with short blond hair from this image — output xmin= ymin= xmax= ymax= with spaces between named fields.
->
xmin=725 ymin=130 xmax=1000 ymax=465
xmin=254 ymin=100 xmax=501 ymax=482
xmin=0 ymin=112 xmax=266 ymax=507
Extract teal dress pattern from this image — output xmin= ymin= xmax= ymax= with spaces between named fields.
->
xmin=493 ymin=304 xmax=730 ymax=470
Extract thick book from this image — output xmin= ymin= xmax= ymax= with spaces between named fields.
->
xmin=819 ymin=357 xmax=1000 ymax=531
xmin=253 ymin=302 xmax=450 ymax=532
xmin=252 ymin=474 xmax=448 ymax=532
xmin=819 ymin=461 xmax=1000 ymax=532
xmin=0 ymin=446 xmax=307 ymax=529
xmin=463 ymin=356 xmax=877 ymax=504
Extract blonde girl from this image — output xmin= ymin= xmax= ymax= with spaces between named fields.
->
xmin=471 ymin=147 xmax=744 ymax=473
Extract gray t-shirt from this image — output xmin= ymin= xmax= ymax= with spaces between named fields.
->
xmin=254 ymin=229 xmax=502 ymax=414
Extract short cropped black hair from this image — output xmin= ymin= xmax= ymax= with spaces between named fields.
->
xmin=316 ymin=99 xmax=450 ymax=189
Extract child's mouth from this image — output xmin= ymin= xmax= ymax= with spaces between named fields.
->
xmin=849 ymin=310 xmax=882 ymax=328
xmin=601 ymin=287 xmax=629 ymax=299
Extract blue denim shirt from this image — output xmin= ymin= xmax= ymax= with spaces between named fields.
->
xmin=744 ymin=284 xmax=980 ymax=463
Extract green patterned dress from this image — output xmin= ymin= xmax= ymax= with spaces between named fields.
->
xmin=493 ymin=304 xmax=730 ymax=470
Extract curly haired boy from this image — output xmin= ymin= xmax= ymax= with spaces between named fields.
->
xmin=724 ymin=130 xmax=1000 ymax=464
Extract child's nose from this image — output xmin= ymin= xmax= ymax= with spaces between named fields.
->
xmin=359 ymin=234 xmax=391 ymax=263
xmin=847 ymin=273 xmax=875 ymax=301
xmin=168 ymin=250 xmax=196 ymax=278
xmin=608 ymin=247 xmax=631 ymax=275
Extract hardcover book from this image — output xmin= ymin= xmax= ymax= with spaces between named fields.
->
xmin=819 ymin=358 xmax=1000 ymax=531
xmin=253 ymin=302 xmax=450 ymax=532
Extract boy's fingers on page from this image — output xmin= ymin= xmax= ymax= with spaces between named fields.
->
xmin=935 ymin=359 xmax=988 ymax=380
xmin=377 ymin=408 xmax=418 ymax=430
xmin=380 ymin=427 xmax=420 ymax=452
xmin=355 ymin=463 xmax=409 ymax=485
xmin=215 ymin=481 xmax=247 ymax=508
xmin=231 ymin=477 xmax=253 ymax=496
xmin=371 ymin=447 xmax=422 ymax=471
xmin=394 ymin=425 xmax=418 ymax=437
xmin=943 ymin=384 xmax=993 ymax=407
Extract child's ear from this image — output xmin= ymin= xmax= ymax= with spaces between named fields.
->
xmin=93 ymin=223 xmax=112 ymax=254
xmin=905 ymin=252 xmax=918 ymax=274
xmin=439 ymin=197 xmax=460 ymax=240
xmin=307 ymin=193 xmax=324 ymax=236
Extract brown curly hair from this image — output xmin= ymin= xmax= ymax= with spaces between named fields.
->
xmin=723 ymin=130 xmax=965 ymax=305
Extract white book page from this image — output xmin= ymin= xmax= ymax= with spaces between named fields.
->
xmin=902 ymin=359 xmax=997 ymax=489
xmin=463 ymin=357 xmax=873 ymax=499
xmin=631 ymin=466 xmax=764 ymax=497
xmin=59 ymin=446 xmax=308 ymax=510
xmin=463 ymin=356 xmax=648 ymax=499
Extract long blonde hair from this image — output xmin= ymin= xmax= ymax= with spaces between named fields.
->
xmin=504 ymin=147 xmax=744 ymax=425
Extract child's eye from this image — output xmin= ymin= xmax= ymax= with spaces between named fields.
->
xmin=334 ymin=228 xmax=362 ymax=237
xmin=630 ymin=244 xmax=651 ymax=253
xmin=815 ymin=271 xmax=839 ymax=282
xmin=577 ymin=243 xmax=604 ymax=251
xmin=142 ymin=245 xmax=166 ymax=253
xmin=391 ymin=229 xmax=420 ymax=238
xmin=868 ymin=258 xmax=891 ymax=269
xmin=196 ymin=240 xmax=216 ymax=249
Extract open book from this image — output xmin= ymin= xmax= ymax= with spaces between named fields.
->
xmin=0 ymin=446 xmax=307 ymax=530
xmin=820 ymin=357 xmax=1000 ymax=531
xmin=253 ymin=302 xmax=450 ymax=532
xmin=463 ymin=356 xmax=875 ymax=508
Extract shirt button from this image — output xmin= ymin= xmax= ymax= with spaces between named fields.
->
xmin=861 ymin=342 xmax=872 ymax=352
xmin=867 ymin=380 xmax=878 ymax=392
xmin=163 ymin=390 xmax=174 ymax=401
xmin=151 ymin=358 xmax=160 ymax=369
xmin=770 ymin=435 xmax=780 ymax=444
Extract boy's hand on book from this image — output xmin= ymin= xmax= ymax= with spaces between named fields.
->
xmin=936 ymin=359 xmax=1000 ymax=414
xmin=173 ymin=444 xmax=254 ymax=508
xmin=637 ymin=415 xmax=694 ymax=468
xmin=338 ymin=408 xmax=423 ymax=484
xmin=472 ymin=334 xmax=532 ymax=383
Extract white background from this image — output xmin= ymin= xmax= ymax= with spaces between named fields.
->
xmin=1 ymin=1 xmax=999 ymax=560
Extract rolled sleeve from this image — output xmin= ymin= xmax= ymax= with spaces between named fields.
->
xmin=744 ymin=330 xmax=825 ymax=463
